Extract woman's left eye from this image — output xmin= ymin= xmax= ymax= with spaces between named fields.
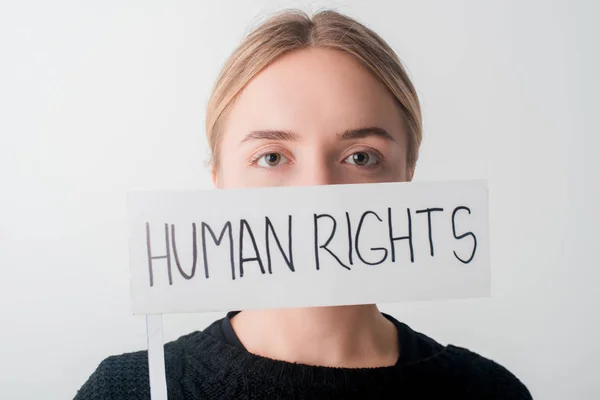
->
xmin=344 ymin=151 xmax=379 ymax=167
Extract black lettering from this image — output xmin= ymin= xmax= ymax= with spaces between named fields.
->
xmin=345 ymin=212 xmax=354 ymax=265
xmin=146 ymin=222 xmax=172 ymax=287
xmin=314 ymin=214 xmax=351 ymax=270
xmin=452 ymin=206 xmax=477 ymax=264
xmin=415 ymin=208 xmax=444 ymax=257
xmin=239 ymin=219 xmax=265 ymax=277
xmin=265 ymin=216 xmax=295 ymax=274
xmin=201 ymin=221 xmax=234 ymax=280
xmin=355 ymin=211 xmax=388 ymax=265
xmin=388 ymin=208 xmax=414 ymax=263
xmin=170 ymin=223 xmax=198 ymax=280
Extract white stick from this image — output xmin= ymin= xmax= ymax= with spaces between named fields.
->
xmin=146 ymin=314 xmax=168 ymax=400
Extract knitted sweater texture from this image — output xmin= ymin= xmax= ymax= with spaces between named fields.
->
xmin=75 ymin=319 xmax=532 ymax=399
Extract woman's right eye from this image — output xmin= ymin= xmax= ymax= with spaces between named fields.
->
xmin=256 ymin=152 xmax=289 ymax=168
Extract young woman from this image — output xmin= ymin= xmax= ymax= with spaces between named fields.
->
xmin=76 ymin=9 xmax=531 ymax=399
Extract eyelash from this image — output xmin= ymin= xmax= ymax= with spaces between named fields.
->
xmin=344 ymin=148 xmax=385 ymax=168
xmin=248 ymin=147 xmax=385 ymax=168
xmin=248 ymin=148 xmax=292 ymax=167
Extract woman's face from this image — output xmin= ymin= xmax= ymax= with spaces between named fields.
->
xmin=215 ymin=47 xmax=412 ymax=189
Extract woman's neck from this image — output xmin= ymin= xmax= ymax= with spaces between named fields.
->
xmin=230 ymin=304 xmax=399 ymax=368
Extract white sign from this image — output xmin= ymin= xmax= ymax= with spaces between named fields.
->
xmin=127 ymin=180 xmax=490 ymax=314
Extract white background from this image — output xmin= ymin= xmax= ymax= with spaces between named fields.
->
xmin=0 ymin=1 xmax=598 ymax=398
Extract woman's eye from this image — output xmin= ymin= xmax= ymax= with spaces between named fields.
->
xmin=344 ymin=151 xmax=379 ymax=167
xmin=256 ymin=152 xmax=289 ymax=167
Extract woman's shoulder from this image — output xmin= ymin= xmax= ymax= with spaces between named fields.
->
xmin=429 ymin=344 xmax=533 ymax=399
xmin=374 ymin=314 xmax=532 ymax=398
xmin=73 ymin=331 xmax=197 ymax=400
xmin=74 ymin=350 xmax=150 ymax=400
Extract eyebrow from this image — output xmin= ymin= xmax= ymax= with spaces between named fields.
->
xmin=240 ymin=126 xmax=395 ymax=144
xmin=339 ymin=127 xmax=395 ymax=142
xmin=240 ymin=130 xmax=301 ymax=143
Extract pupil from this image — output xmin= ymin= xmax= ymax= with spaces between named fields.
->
xmin=266 ymin=153 xmax=280 ymax=165
xmin=353 ymin=152 xmax=368 ymax=165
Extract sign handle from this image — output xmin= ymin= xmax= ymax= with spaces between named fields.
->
xmin=146 ymin=314 xmax=168 ymax=399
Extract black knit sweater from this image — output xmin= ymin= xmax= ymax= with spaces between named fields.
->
xmin=75 ymin=314 xmax=532 ymax=399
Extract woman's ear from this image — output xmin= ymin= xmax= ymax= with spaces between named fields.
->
xmin=406 ymin=167 xmax=415 ymax=182
xmin=212 ymin=165 xmax=219 ymax=188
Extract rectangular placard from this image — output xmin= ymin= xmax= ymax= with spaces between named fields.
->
xmin=127 ymin=180 xmax=490 ymax=314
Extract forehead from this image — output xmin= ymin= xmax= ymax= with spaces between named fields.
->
xmin=221 ymin=47 xmax=406 ymax=141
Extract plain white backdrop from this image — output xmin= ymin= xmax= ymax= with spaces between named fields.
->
xmin=1 ymin=0 xmax=598 ymax=398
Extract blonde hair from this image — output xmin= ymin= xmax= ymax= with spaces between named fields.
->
xmin=206 ymin=9 xmax=422 ymax=170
